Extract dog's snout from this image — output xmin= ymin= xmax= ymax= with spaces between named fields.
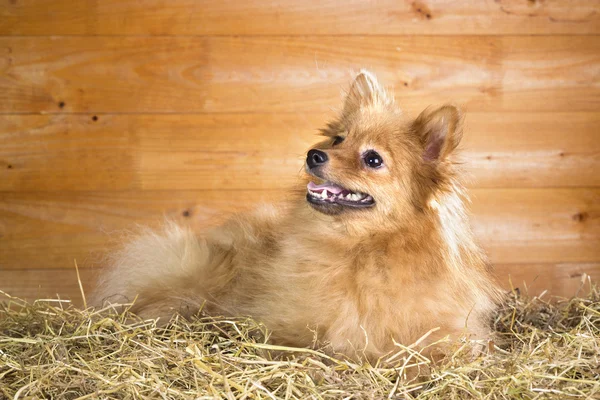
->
xmin=307 ymin=149 xmax=328 ymax=169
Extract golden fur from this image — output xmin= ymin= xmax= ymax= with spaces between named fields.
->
xmin=92 ymin=70 xmax=502 ymax=362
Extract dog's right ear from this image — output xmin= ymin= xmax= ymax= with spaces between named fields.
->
xmin=342 ymin=70 xmax=390 ymax=115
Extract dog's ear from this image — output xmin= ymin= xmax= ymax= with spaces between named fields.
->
xmin=342 ymin=70 xmax=389 ymax=115
xmin=413 ymin=105 xmax=463 ymax=162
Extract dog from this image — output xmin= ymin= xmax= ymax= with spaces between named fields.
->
xmin=92 ymin=70 xmax=502 ymax=363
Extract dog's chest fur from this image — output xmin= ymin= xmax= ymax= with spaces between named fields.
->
xmin=245 ymin=218 xmax=475 ymax=358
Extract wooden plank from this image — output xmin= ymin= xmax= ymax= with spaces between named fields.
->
xmin=1 ymin=113 xmax=598 ymax=191
xmin=0 ymin=268 xmax=97 ymax=306
xmin=0 ymin=188 xmax=598 ymax=270
xmin=1 ymin=36 xmax=598 ymax=114
xmin=1 ymin=263 xmax=599 ymax=306
xmin=461 ymin=112 xmax=600 ymax=188
xmin=470 ymin=188 xmax=600 ymax=265
xmin=493 ymin=263 xmax=600 ymax=299
xmin=0 ymin=113 xmax=317 ymax=192
xmin=0 ymin=190 xmax=287 ymax=271
xmin=1 ymin=0 xmax=599 ymax=36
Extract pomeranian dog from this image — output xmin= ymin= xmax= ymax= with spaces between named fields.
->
xmin=92 ymin=70 xmax=502 ymax=363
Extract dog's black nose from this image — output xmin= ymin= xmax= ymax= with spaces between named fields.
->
xmin=307 ymin=149 xmax=328 ymax=169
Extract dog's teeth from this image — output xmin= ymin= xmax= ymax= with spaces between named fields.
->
xmin=352 ymin=194 xmax=360 ymax=201
xmin=321 ymin=190 xmax=328 ymax=199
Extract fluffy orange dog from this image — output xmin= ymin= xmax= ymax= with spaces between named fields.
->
xmin=93 ymin=70 xmax=501 ymax=362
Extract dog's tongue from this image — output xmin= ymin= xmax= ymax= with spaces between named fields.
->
xmin=307 ymin=181 xmax=345 ymax=194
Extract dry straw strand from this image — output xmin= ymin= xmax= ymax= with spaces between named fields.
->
xmin=0 ymin=282 xmax=599 ymax=399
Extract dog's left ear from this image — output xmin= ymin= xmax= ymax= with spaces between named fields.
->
xmin=413 ymin=105 xmax=463 ymax=162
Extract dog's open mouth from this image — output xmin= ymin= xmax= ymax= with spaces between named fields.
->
xmin=306 ymin=181 xmax=375 ymax=209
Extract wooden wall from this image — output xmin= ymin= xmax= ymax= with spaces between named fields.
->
xmin=1 ymin=1 xmax=599 ymax=304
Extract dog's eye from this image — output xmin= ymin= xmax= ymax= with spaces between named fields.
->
xmin=363 ymin=150 xmax=383 ymax=169
xmin=332 ymin=135 xmax=344 ymax=146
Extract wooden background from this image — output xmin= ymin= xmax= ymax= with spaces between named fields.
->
xmin=1 ymin=0 xmax=599 ymax=304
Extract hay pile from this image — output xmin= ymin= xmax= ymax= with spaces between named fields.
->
xmin=1 ymin=284 xmax=598 ymax=399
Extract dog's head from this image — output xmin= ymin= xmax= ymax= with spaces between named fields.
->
xmin=305 ymin=70 xmax=463 ymax=229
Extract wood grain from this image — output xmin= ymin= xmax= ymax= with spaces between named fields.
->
xmin=1 ymin=188 xmax=598 ymax=270
xmin=493 ymin=263 xmax=599 ymax=298
xmin=0 ymin=267 xmax=97 ymax=305
xmin=0 ymin=190 xmax=286 ymax=271
xmin=1 ymin=0 xmax=599 ymax=36
xmin=1 ymin=113 xmax=598 ymax=191
xmin=1 ymin=0 xmax=599 ymax=302
xmin=461 ymin=112 xmax=600 ymax=189
xmin=1 ymin=36 xmax=598 ymax=114
xmin=470 ymin=188 xmax=600 ymax=264
xmin=2 ymin=263 xmax=598 ymax=306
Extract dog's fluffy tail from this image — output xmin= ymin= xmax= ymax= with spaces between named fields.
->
xmin=91 ymin=222 xmax=223 ymax=322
